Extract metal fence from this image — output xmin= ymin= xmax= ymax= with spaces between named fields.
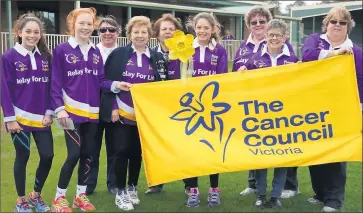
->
xmin=1 ymin=32 xmax=243 ymax=61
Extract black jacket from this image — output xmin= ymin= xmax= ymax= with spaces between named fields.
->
xmin=99 ymin=44 xmax=168 ymax=122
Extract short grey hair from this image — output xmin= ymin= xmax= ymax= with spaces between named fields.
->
xmin=266 ymin=19 xmax=288 ymax=35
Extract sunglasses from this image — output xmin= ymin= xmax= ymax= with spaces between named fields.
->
xmin=99 ymin=27 xmax=117 ymax=33
xmin=250 ymin=20 xmax=267 ymax=25
xmin=329 ymin=20 xmax=347 ymax=26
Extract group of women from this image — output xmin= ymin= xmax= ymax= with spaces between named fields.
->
xmin=1 ymin=3 xmax=361 ymax=213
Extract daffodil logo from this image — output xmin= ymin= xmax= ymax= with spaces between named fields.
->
xmin=170 ymin=81 xmax=236 ymax=162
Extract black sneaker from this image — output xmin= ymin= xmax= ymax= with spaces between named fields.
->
xmin=253 ymin=196 xmax=267 ymax=208
xmin=268 ymin=197 xmax=282 ymax=208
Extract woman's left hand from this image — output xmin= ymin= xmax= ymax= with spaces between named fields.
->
xmin=42 ymin=115 xmax=53 ymax=127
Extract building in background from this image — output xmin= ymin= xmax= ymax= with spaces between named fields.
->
xmin=1 ymin=0 xmax=303 ymax=57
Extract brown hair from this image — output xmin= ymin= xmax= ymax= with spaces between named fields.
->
xmin=126 ymin=16 xmax=153 ymax=40
xmin=13 ymin=13 xmax=50 ymax=57
xmin=245 ymin=5 xmax=273 ymax=29
xmin=66 ymin=7 xmax=98 ymax=36
xmin=98 ymin=15 xmax=121 ymax=34
xmin=153 ymin=13 xmax=183 ymax=38
xmin=187 ymin=12 xmax=221 ymax=43
xmin=322 ymin=7 xmax=355 ymax=34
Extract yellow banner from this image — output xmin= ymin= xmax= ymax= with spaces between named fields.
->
xmin=131 ymin=55 xmax=362 ymax=186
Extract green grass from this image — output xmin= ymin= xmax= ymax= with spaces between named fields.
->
xmin=1 ymin=126 xmax=362 ymax=212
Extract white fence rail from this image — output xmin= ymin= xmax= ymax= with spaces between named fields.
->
xmin=2 ymin=32 xmax=243 ymax=61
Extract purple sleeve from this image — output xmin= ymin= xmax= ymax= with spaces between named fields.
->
xmin=285 ymin=40 xmax=296 ymax=55
xmin=112 ymin=98 xmax=118 ymax=110
xmin=232 ymin=49 xmax=240 ymax=72
xmin=217 ymin=45 xmax=228 ymax=74
xmin=1 ymin=55 xmax=16 ymax=122
xmin=302 ymin=33 xmax=322 ymax=62
xmin=245 ymin=58 xmax=255 ymax=70
xmin=50 ymin=47 xmax=65 ymax=113
xmin=292 ymin=55 xmax=299 ymax=63
xmin=45 ymin=55 xmax=53 ymax=115
xmin=353 ymin=47 xmax=363 ymax=105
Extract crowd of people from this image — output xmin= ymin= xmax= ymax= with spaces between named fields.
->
xmin=1 ymin=4 xmax=362 ymax=213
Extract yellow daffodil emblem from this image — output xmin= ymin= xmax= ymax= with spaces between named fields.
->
xmin=165 ymin=30 xmax=195 ymax=63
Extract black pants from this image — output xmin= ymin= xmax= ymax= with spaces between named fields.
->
xmin=184 ymin=174 xmax=219 ymax=188
xmin=11 ymin=130 xmax=54 ymax=196
xmin=113 ymin=123 xmax=142 ymax=190
xmin=284 ymin=167 xmax=298 ymax=191
xmin=57 ymin=123 xmax=97 ymax=189
xmin=87 ymin=121 xmax=117 ymax=191
xmin=309 ymin=162 xmax=346 ymax=209
xmin=248 ymin=167 xmax=298 ymax=191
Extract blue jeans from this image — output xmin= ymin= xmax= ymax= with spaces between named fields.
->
xmin=255 ymin=168 xmax=287 ymax=198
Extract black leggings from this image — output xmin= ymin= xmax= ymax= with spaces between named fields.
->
xmin=11 ymin=130 xmax=54 ymax=196
xmin=184 ymin=174 xmax=219 ymax=188
xmin=113 ymin=123 xmax=142 ymax=190
xmin=57 ymin=123 xmax=97 ymax=189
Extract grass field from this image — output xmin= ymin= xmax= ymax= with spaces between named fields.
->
xmin=1 ymin=63 xmax=362 ymax=212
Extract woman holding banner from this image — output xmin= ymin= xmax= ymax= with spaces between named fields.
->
xmin=236 ymin=6 xmax=299 ymax=199
xmin=144 ymin=13 xmax=183 ymax=195
xmin=99 ymin=16 xmax=168 ymax=210
xmin=302 ymin=6 xmax=362 ymax=212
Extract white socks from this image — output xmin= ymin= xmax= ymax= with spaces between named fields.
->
xmin=55 ymin=185 xmax=87 ymax=200
xmin=77 ymin=185 xmax=87 ymax=197
xmin=55 ymin=186 xmax=67 ymax=200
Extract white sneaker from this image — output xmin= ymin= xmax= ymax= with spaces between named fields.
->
xmin=115 ymin=190 xmax=134 ymax=211
xmin=307 ymin=197 xmax=323 ymax=204
xmin=239 ymin=187 xmax=257 ymax=196
xmin=127 ymin=185 xmax=140 ymax=205
xmin=280 ymin=190 xmax=298 ymax=199
xmin=321 ymin=206 xmax=339 ymax=212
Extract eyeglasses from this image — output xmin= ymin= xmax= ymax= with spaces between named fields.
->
xmin=329 ymin=20 xmax=347 ymax=26
xmin=99 ymin=27 xmax=117 ymax=33
xmin=250 ymin=20 xmax=267 ymax=25
xmin=267 ymin=33 xmax=283 ymax=39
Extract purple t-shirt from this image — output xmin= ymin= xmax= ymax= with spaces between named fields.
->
xmin=1 ymin=44 xmax=52 ymax=132
xmin=244 ymin=44 xmax=299 ymax=70
xmin=192 ymin=41 xmax=228 ymax=77
xmin=116 ymin=52 xmax=155 ymax=125
xmin=232 ymin=36 xmax=295 ymax=71
xmin=51 ymin=39 xmax=114 ymax=124
xmin=302 ymin=33 xmax=362 ymax=105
